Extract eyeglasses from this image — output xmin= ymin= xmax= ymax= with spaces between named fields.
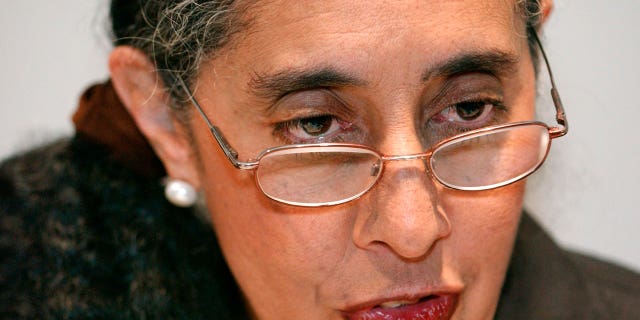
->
xmin=178 ymin=28 xmax=568 ymax=207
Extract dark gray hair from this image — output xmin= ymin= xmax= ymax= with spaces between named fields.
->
xmin=110 ymin=0 xmax=250 ymax=104
xmin=110 ymin=0 xmax=544 ymax=106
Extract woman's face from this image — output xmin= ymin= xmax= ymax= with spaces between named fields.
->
xmin=189 ymin=0 xmax=537 ymax=319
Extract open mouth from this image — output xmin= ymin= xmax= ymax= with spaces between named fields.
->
xmin=377 ymin=295 xmax=436 ymax=308
xmin=343 ymin=294 xmax=457 ymax=320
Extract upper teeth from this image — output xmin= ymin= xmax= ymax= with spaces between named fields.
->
xmin=379 ymin=299 xmax=420 ymax=308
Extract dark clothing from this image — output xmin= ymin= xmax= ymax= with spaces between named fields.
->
xmin=0 ymin=138 xmax=247 ymax=319
xmin=497 ymin=214 xmax=640 ymax=319
xmin=1 ymin=82 xmax=638 ymax=318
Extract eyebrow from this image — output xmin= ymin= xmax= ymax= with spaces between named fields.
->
xmin=423 ymin=50 xmax=520 ymax=81
xmin=248 ymin=67 xmax=365 ymax=101
xmin=247 ymin=50 xmax=519 ymax=101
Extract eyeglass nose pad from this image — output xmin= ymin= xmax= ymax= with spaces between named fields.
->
xmin=370 ymin=162 xmax=381 ymax=177
xmin=422 ymin=158 xmax=430 ymax=174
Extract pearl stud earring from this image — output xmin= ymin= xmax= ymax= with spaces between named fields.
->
xmin=164 ymin=178 xmax=197 ymax=207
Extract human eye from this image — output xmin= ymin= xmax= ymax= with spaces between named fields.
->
xmin=422 ymin=71 xmax=511 ymax=145
xmin=269 ymin=89 xmax=362 ymax=144
xmin=431 ymin=99 xmax=505 ymax=129
xmin=424 ymin=96 xmax=508 ymax=146
xmin=277 ymin=114 xmax=354 ymax=144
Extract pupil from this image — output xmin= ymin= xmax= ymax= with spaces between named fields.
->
xmin=301 ymin=116 xmax=332 ymax=135
xmin=456 ymin=102 xmax=485 ymax=120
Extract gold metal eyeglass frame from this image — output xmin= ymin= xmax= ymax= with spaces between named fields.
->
xmin=177 ymin=27 xmax=568 ymax=207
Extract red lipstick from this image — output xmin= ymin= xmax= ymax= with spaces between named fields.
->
xmin=343 ymin=294 xmax=457 ymax=320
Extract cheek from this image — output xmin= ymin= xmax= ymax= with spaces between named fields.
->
xmin=195 ymin=126 xmax=355 ymax=309
xmin=211 ymin=194 xmax=352 ymax=278
xmin=443 ymin=182 xmax=523 ymax=267
xmin=441 ymin=183 xmax=524 ymax=315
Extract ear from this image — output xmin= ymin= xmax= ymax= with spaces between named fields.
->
xmin=109 ymin=46 xmax=201 ymax=190
xmin=540 ymin=0 xmax=553 ymax=24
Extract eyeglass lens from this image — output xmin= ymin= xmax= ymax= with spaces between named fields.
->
xmin=255 ymin=124 xmax=550 ymax=206
xmin=431 ymin=124 xmax=550 ymax=190
xmin=256 ymin=147 xmax=382 ymax=206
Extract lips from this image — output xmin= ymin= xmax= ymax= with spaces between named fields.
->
xmin=343 ymin=294 xmax=457 ymax=320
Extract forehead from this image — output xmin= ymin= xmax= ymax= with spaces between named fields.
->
xmin=214 ymin=0 xmax=528 ymax=90
xmin=246 ymin=0 xmax=517 ymax=27
xmin=232 ymin=0 xmax=523 ymax=61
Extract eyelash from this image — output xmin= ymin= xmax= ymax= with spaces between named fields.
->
xmin=425 ymin=98 xmax=509 ymax=141
xmin=274 ymin=114 xmax=355 ymax=144
xmin=436 ymin=98 xmax=506 ymax=124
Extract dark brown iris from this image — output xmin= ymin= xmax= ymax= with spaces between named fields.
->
xmin=455 ymin=101 xmax=485 ymax=120
xmin=301 ymin=115 xmax=333 ymax=136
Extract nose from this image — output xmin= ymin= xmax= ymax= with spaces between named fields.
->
xmin=352 ymin=159 xmax=451 ymax=259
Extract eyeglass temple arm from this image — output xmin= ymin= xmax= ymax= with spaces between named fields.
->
xmin=176 ymin=77 xmax=256 ymax=169
xmin=530 ymin=26 xmax=569 ymax=139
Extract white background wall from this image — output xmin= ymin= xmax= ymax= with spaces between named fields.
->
xmin=1 ymin=1 xmax=639 ymax=272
